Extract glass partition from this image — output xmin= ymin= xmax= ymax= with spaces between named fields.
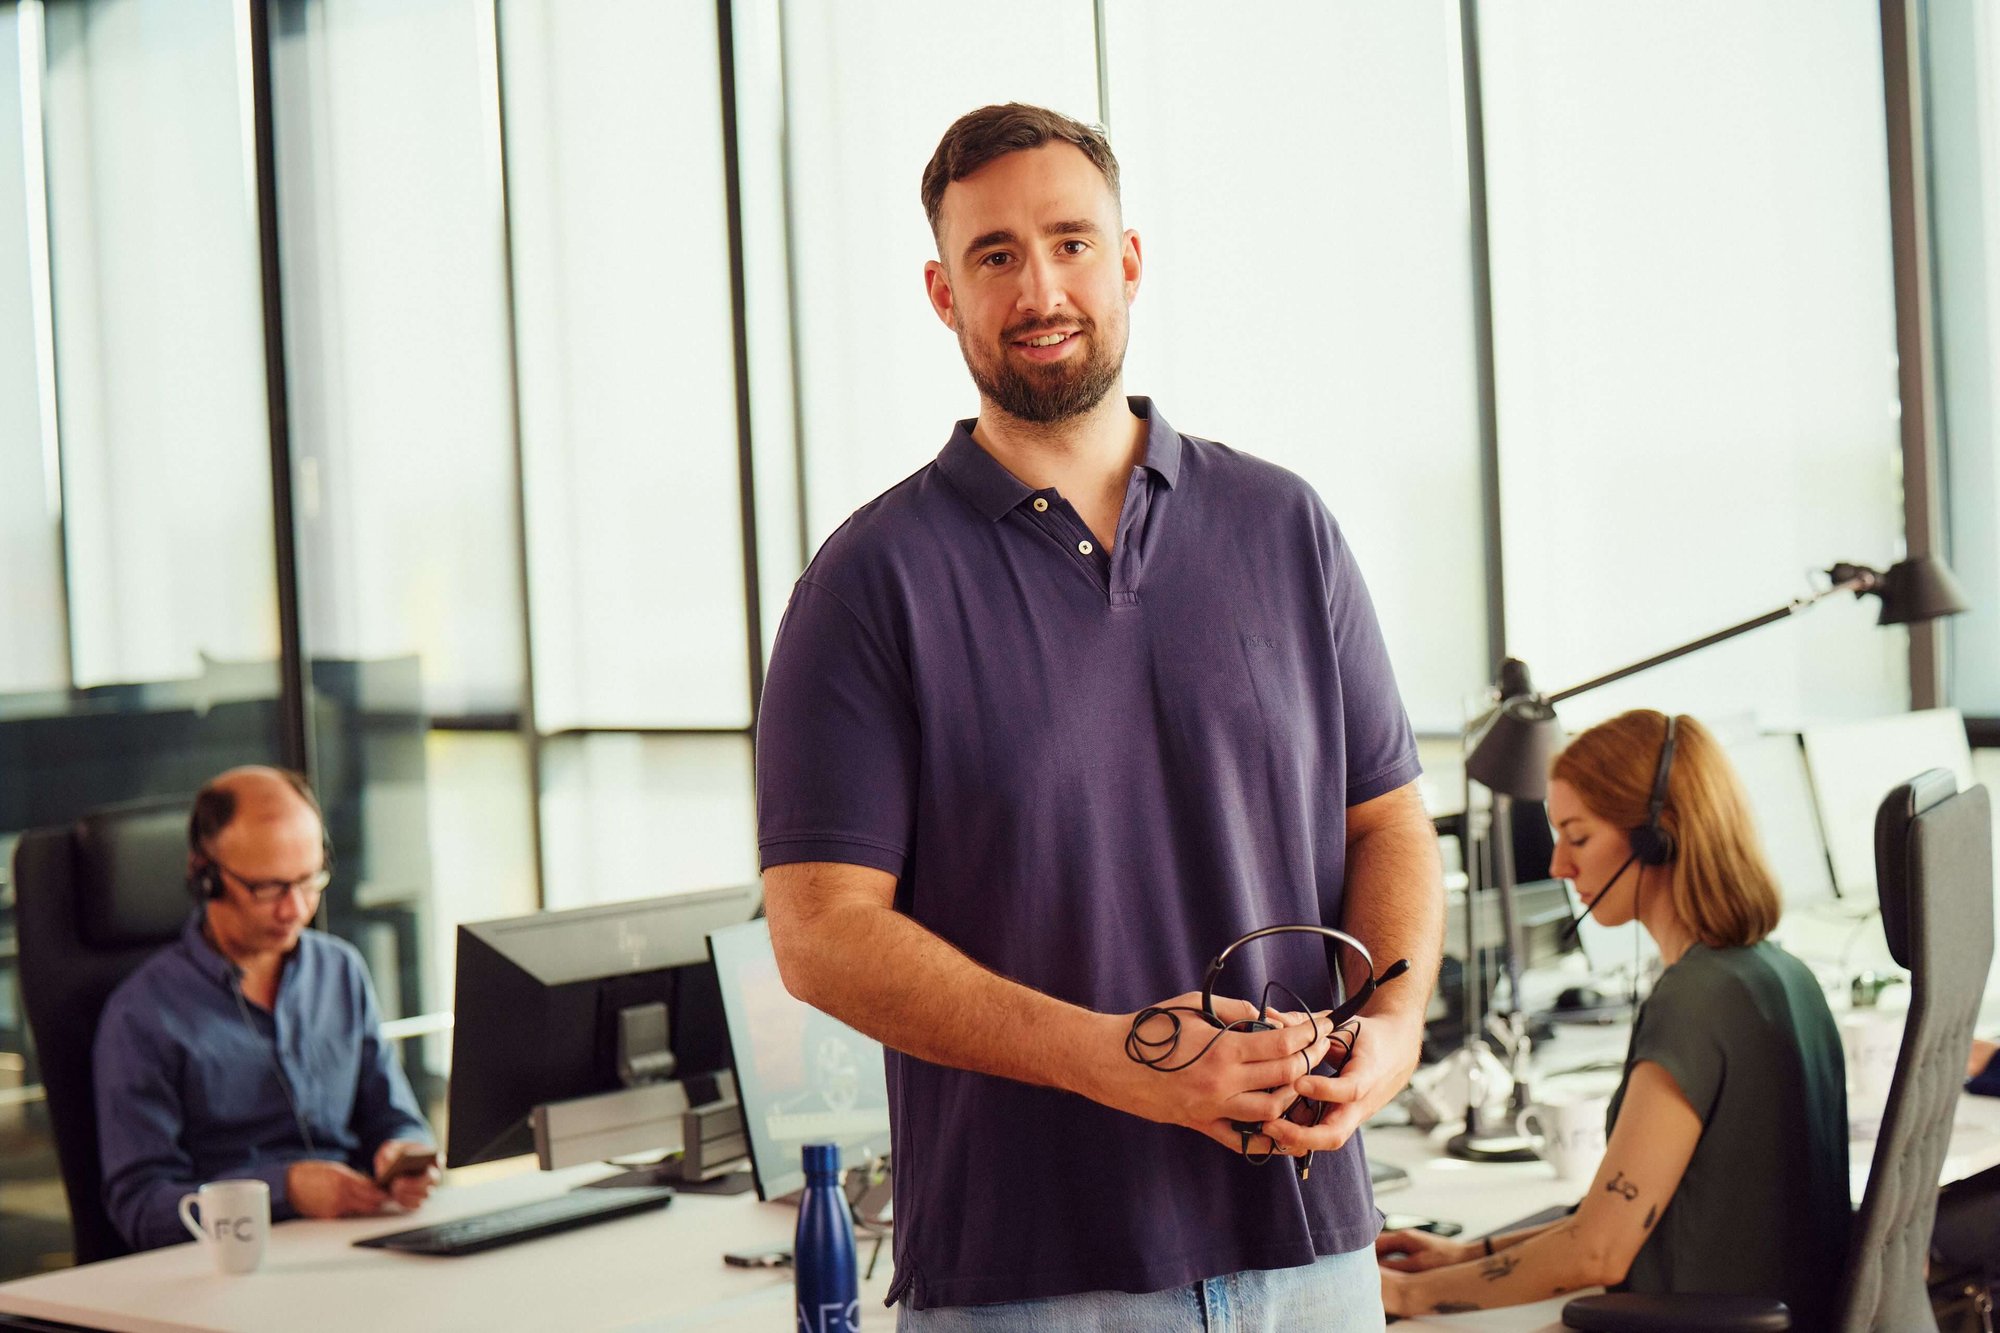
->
xmin=500 ymin=0 xmax=752 ymax=731
xmin=1 ymin=1 xmax=288 ymax=1276
xmin=1481 ymin=0 xmax=1906 ymax=728
xmin=782 ymin=0 xmax=1100 ymax=545
xmin=1105 ymin=0 xmax=1485 ymax=732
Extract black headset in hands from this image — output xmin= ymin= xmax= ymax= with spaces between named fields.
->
xmin=1124 ymin=923 xmax=1410 ymax=1176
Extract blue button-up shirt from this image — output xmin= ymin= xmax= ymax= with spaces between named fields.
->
xmin=93 ymin=912 xmax=433 ymax=1251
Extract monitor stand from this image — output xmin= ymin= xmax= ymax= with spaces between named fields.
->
xmin=540 ymin=1074 xmax=759 ymax=1194
xmin=582 ymin=1160 xmax=758 ymax=1194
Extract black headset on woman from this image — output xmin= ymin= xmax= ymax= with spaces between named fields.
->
xmin=1628 ymin=713 xmax=1680 ymax=868
xmin=1561 ymin=713 xmax=1679 ymax=945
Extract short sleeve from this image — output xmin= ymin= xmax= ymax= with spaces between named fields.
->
xmin=1629 ymin=982 xmax=1726 ymax=1123
xmin=1321 ymin=510 xmax=1421 ymax=805
xmin=756 ymin=577 xmax=919 ymax=878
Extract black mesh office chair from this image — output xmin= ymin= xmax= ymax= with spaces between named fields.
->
xmin=1563 ymin=769 xmax=1994 ymax=1333
xmin=13 ymin=799 xmax=194 ymax=1265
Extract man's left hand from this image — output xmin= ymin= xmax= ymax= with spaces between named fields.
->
xmin=372 ymin=1139 xmax=441 ymax=1211
xmin=1260 ymin=1008 xmax=1425 ymax=1155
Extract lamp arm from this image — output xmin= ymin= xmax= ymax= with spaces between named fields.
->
xmin=1544 ymin=576 xmax=1866 ymax=706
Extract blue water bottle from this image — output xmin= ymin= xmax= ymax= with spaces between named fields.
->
xmin=795 ymin=1143 xmax=859 ymax=1333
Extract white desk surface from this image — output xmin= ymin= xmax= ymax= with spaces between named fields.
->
xmin=13 ymin=1086 xmax=1991 ymax=1333
xmin=0 ymin=1162 xmax=895 ymax=1332
xmin=9 ymin=953 xmax=1998 ymax=1333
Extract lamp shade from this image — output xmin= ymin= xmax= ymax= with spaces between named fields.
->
xmin=1875 ymin=555 xmax=1971 ymax=625
xmin=1466 ymin=695 xmax=1563 ymax=802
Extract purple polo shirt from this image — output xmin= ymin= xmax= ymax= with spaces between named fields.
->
xmin=756 ymin=398 xmax=1421 ymax=1311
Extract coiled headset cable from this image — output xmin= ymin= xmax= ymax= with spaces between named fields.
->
xmin=1125 ymin=924 xmax=1409 ymax=1178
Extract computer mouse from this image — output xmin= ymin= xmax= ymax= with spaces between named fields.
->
xmin=1555 ymin=984 xmax=1607 ymax=1012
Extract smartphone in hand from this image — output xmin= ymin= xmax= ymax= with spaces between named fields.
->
xmin=375 ymin=1147 xmax=438 ymax=1189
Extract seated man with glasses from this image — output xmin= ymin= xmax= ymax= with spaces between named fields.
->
xmin=93 ymin=766 xmax=439 ymax=1251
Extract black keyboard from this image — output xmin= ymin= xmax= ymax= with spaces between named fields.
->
xmin=354 ymin=1185 xmax=676 ymax=1256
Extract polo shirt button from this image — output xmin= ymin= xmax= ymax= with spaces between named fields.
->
xmin=1032 ymin=498 xmax=1049 ymax=513
xmin=1078 ymin=540 xmax=1094 ymax=555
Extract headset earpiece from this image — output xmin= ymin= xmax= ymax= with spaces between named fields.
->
xmin=188 ymin=860 xmax=224 ymax=903
xmin=1628 ymin=822 xmax=1673 ymax=867
xmin=1630 ymin=714 xmax=1679 ymax=867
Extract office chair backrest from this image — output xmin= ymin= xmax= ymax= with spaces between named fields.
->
xmin=13 ymin=799 xmax=193 ymax=1265
xmin=1836 ymin=769 xmax=1993 ymax=1333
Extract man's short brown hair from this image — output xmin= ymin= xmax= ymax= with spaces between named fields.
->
xmin=921 ymin=103 xmax=1121 ymax=240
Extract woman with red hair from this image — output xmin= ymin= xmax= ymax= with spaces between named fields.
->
xmin=1378 ymin=710 xmax=1847 ymax=1325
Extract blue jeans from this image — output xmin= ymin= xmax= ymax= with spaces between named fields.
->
xmin=895 ymin=1245 xmax=1384 ymax=1332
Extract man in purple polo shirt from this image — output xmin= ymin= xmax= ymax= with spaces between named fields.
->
xmin=756 ymin=102 xmax=1443 ymax=1329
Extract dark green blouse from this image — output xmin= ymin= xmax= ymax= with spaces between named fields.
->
xmin=1607 ymin=940 xmax=1849 ymax=1329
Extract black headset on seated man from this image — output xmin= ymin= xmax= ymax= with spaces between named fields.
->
xmin=181 ymin=770 xmax=332 ymax=1153
xmin=184 ymin=770 xmax=335 ymax=904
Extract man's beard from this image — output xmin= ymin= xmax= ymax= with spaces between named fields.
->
xmin=961 ymin=312 xmax=1125 ymax=425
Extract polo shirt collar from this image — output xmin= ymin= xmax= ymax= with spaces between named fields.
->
xmin=1133 ymin=397 xmax=1182 ymax=488
xmin=936 ymin=396 xmax=1183 ymax=523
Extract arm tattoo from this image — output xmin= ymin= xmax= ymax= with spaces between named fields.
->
xmin=1433 ymin=1302 xmax=1482 ymax=1314
xmin=1643 ymin=1204 xmax=1658 ymax=1230
xmin=1605 ymin=1170 xmax=1639 ymax=1201
xmin=1479 ymin=1253 xmax=1520 ymax=1281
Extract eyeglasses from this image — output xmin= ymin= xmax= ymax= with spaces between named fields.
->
xmin=212 ymin=858 xmax=332 ymax=905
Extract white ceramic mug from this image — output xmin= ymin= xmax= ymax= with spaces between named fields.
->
xmin=178 ymin=1179 xmax=269 ymax=1275
xmin=1516 ymin=1095 xmax=1610 ymax=1182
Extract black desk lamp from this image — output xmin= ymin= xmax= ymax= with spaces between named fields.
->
xmin=1443 ymin=555 xmax=1968 ymax=1163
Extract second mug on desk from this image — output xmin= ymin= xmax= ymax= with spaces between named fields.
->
xmin=1516 ymin=1095 xmax=1610 ymax=1182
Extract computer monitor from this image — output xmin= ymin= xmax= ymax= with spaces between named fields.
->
xmin=706 ymin=918 xmax=891 ymax=1201
xmin=1722 ymin=731 xmax=1838 ymax=912
xmin=447 ymin=885 xmax=759 ymax=1169
xmin=1443 ymin=876 xmax=1578 ymax=974
xmin=1802 ymin=708 xmax=1975 ymax=899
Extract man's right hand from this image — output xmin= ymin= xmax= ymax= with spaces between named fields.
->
xmin=286 ymin=1160 xmax=390 ymax=1219
xmin=1090 ymin=993 xmax=1335 ymax=1155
